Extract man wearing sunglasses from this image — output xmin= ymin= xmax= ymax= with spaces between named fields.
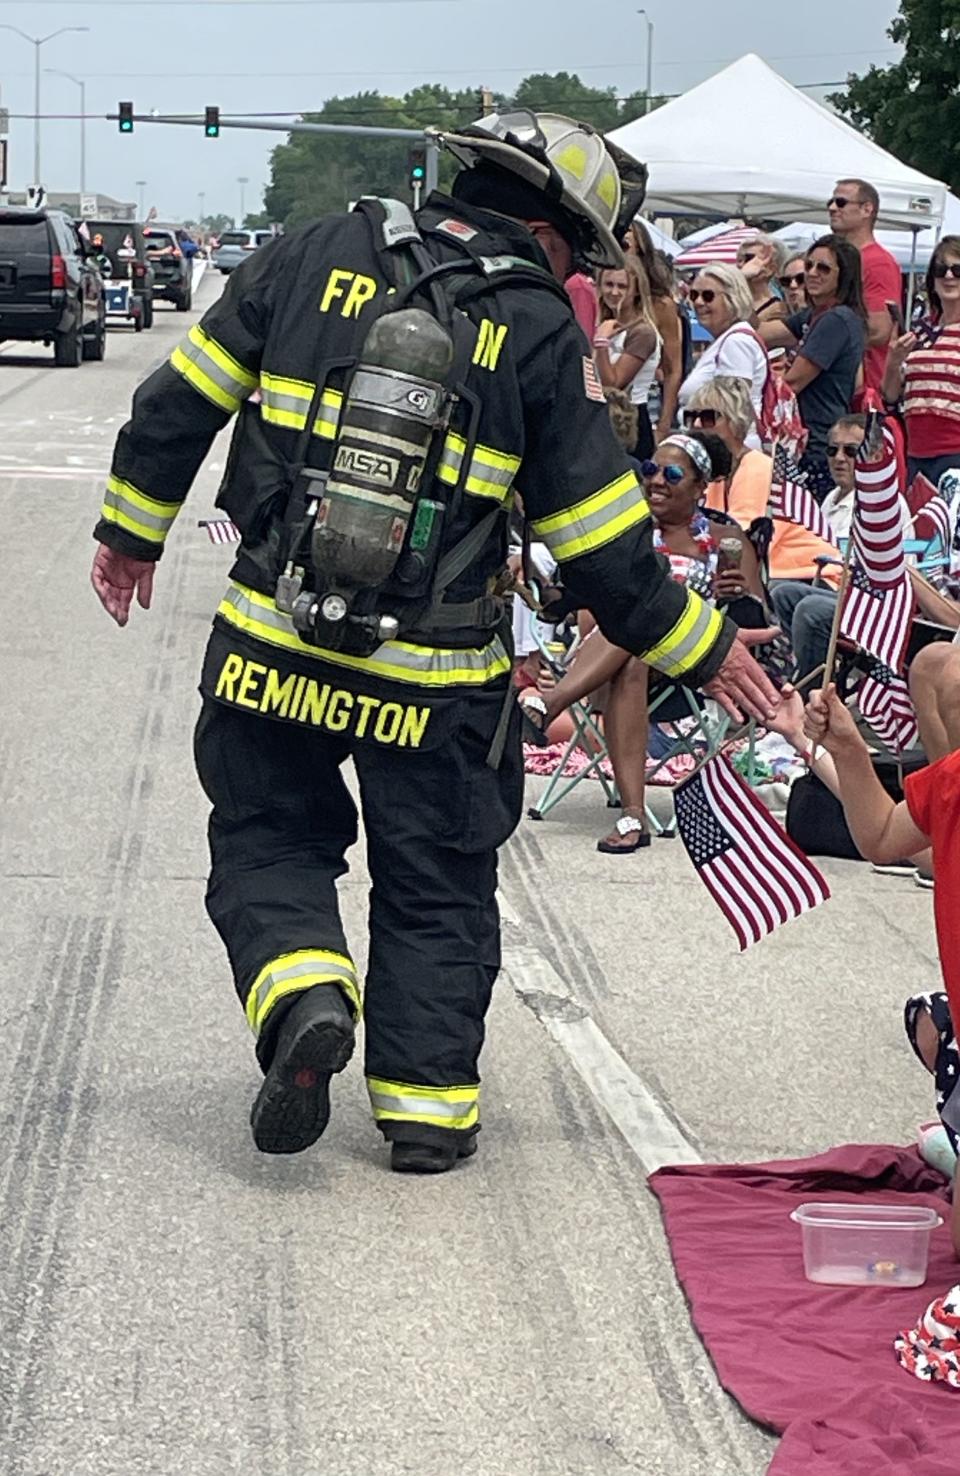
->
xmin=828 ymin=178 xmax=902 ymax=393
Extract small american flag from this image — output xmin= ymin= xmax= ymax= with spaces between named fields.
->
xmin=199 ymin=518 xmax=242 ymax=545
xmin=583 ymin=356 xmax=605 ymax=403
xmin=908 ymin=473 xmax=953 ymax=554
xmin=858 ymin=662 xmax=919 ymax=753
xmin=839 ymin=427 xmax=915 ymax=671
xmin=674 ymin=755 xmax=831 ymax=952
xmin=767 ymin=443 xmax=836 ymax=544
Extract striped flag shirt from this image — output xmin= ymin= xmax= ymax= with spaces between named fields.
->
xmin=839 ymin=427 xmax=915 ymax=671
xmin=767 ymin=443 xmax=837 ymax=544
xmin=674 ymin=755 xmax=831 ymax=952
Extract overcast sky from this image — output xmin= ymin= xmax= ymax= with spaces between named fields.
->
xmin=0 ymin=0 xmax=901 ymax=221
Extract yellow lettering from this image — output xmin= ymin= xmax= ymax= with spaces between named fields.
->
xmin=319 ymin=268 xmax=355 ymax=315
xmin=398 ymin=705 xmax=431 ymax=749
xmin=288 ymin=674 xmax=308 ymax=722
xmin=299 ymin=680 xmax=331 ymax=726
xmin=259 ymin=668 xmax=297 ymax=717
xmin=215 ymin=652 xmax=245 ymax=701
xmin=325 ymin=689 xmax=354 ymax=733
xmin=354 ymin=694 xmax=381 ymax=739
xmin=341 ymin=274 xmax=378 ymax=319
xmin=472 ymin=318 xmax=509 ymax=372
xmin=373 ymin=702 xmax=403 ymax=744
xmin=236 ymin=660 xmax=266 ymax=710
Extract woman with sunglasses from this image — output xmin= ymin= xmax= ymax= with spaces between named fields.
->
xmin=677 ymin=263 xmax=768 ymax=450
xmin=882 ymin=235 xmax=960 ymax=488
xmin=594 ymin=255 xmax=662 ymax=459
xmin=684 ymin=375 xmax=772 ymax=527
xmin=778 ymin=256 xmax=807 ymax=315
xmin=735 ymin=233 xmax=788 ymax=325
xmin=520 ymin=434 xmax=763 ymax=853
xmin=761 ymin=234 xmax=867 ymax=497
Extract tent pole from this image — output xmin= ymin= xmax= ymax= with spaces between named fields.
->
xmin=906 ymin=227 xmax=919 ymax=323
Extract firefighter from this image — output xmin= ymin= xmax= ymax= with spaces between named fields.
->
xmin=90 ymin=111 xmax=779 ymax=1174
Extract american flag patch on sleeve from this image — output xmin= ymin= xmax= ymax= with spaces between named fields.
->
xmin=583 ymin=356 xmax=605 ymax=403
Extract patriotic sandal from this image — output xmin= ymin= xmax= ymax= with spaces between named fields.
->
xmin=519 ymin=692 xmax=551 ymax=747
xmin=597 ymin=812 xmax=651 ymax=854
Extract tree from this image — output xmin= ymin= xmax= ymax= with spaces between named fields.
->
xmin=261 ymin=74 xmax=662 ymax=227
xmin=829 ymin=0 xmax=960 ymax=194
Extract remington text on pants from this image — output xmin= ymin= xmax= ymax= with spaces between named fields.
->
xmin=215 ymin=652 xmax=432 ymax=747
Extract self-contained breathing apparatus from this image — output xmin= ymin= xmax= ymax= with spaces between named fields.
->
xmin=273 ymin=199 xmax=559 ymax=658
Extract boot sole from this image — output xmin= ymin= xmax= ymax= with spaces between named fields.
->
xmin=250 ymin=1016 xmax=354 ymax=1155
xmin=390 ymin=1137 xmax=478 ymax=1175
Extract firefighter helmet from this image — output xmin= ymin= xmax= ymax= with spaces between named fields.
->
xmin=433 ymin=110 xmax=647 ymax=267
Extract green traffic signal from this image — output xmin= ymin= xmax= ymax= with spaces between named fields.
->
xmin=119 ymin=101 xmax=134 ymax=134
xmin=205 ymin=106 xmax=220 ymax=139
xmin=411 ymin=166 xmax=425 ymax=182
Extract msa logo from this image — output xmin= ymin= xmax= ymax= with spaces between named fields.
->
xmin=334 ymin=445 xmax=399 ymax=486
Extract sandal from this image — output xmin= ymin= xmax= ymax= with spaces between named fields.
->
xmin=597 ymin=812 xmax=651 ymax=854
xmin=518 ymin=691 xmax=551 ymax=747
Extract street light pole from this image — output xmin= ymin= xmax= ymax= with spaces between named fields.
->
xmin=136 ymin=180 xmax=147 ymax=218
xmin=0 ymin=25 xmax=89 ymax=191
xmin=46 ymin=69 xmax=87 ymax=196
xmin=198 ymin=190 xmax=206 ymax=223
xmin=237 ymin=176 xmax=249 ymax=226
xmin=637 ymin=9 xmax=654 ymax=114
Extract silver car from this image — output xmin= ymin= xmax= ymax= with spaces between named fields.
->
xmin=213 ymin=228 xmax=276 ymax=274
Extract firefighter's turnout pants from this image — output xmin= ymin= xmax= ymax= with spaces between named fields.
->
xmin=194 ymin=686 xmax=523 ymax=1147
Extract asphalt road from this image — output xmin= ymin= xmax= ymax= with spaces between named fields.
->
xmin=0 ymin=271 xmax=943 ymax=1475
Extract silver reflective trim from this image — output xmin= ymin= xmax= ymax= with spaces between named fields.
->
xmin=368 ymin=1088 xmax=474 ymax=1120
xmin=535 ymin=480 xmax=641 ymax=558
xmin=173 ymin=330 xmax=253 ymax=403
xmin=103 ymin=485 xmax=175 ymax=536
xmin=647 ymin=599 xmax=719 ymax=676
xmin=251 ymin=958 xmax=356 ymax=1024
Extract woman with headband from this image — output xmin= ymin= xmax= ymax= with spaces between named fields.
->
xmin=521 ymin=431 xmax=766 ymax=853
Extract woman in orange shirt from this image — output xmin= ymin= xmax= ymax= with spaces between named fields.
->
xmin=684 ymin=375 xmax=840 ymax=586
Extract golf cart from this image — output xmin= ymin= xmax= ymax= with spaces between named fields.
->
xmin=83 ymin=220 xmax=156 ymax=330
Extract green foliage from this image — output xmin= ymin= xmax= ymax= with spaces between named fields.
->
xmin=260 ymin=74 xmax=661 ymax=227
xmin=829 ymin=0 xmax=960 ymax=194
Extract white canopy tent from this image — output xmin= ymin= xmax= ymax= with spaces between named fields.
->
xmin=608 ymin=54 xmax=947 ymax=232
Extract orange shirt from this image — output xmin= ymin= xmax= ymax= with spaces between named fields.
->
xmin=769 ymin=519 xmax=842 ymax=588
xmin=705 ymin=449 xmax=771 ymax=526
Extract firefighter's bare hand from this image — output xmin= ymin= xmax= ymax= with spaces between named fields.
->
xmin=702 ymin=630 xmax=781 ymax=724
xmin=91 ymin=543 xmax=156 ymax=627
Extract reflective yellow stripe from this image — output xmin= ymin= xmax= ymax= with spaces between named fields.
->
xmin=101 ymin=474 xmax=180 ymax=544
xmin=259 ymin=371 xmax=313 ymax=429
xmin=217 ymin=581 xmax=511 ymax=688
xmin=313 ymin=388 xmax=343 ymax=441
xmin=246 ymin=949 xmax=360 ymax=1036
xmin=367 ymin=1077 xmax=479 ymax=1131
xmin=437 ymin=432 xmax=521 ymax=502
xmin=531 ymin=473 xmax=650 ymax=562
xmin=641 ymin=593 xmax=725 ymax=677
xmin=170 ymin=325 xmax=257 ymax=414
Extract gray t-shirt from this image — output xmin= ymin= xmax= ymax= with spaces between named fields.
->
xmin=787 ymin=306 xmax=866 ymax=455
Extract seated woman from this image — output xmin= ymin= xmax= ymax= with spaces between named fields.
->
xmin=521 ymin=432 xmax=766 ymax=853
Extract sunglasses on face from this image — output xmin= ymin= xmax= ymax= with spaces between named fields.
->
xmin=689 ymin=287 xmax=717 ymax=304
xmin=641 ymin=459 xmax=685 ymax=485
xmin=683 ymin=408 xmax=719 ymax=427
xmin=826 ymin=442 xmax=861 ymax=459
xmin=933 ymin=262 xmax=960 ymax=280
xmin=826 ymin=195 xmax=860 ymax=210
xmin=779 ymin=272 xmax=805 ymax=288
xmin=737 ymin=251 xmax=757 ymax=265
xmin=804 ymin=259 xmax=836 ymax=277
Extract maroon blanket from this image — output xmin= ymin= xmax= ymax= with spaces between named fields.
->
xmin=650 ymin=1145 xmax=960 ymax=1474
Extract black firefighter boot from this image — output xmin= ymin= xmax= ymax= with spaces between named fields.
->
xmin=250 ymin=986 xmax=355 ymax=1154
xmin=390 ymin=1135 xmax=479 ymax=1174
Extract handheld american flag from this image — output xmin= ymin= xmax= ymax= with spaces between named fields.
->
xmin=839 ymin=426 xmax=915 ymax=672
xmin=767 ymin=442 xmax=836 ymax=545
xmin=858 ymin=662 xmax=919 ymax=754
xmin=199 ymin=518 xmax=241 ymax=545
xmin=908 ymin=473 xmax=952 ymax=554
xmin=674 ymin=755 xmax=831 ymax=951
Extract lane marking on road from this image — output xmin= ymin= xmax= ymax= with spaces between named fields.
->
xmin=503 ymin=942 xmax=701 ymax=1173
xmin=0 ymin=466 xmax=108 ymax=478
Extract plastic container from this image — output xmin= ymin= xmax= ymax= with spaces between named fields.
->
xmin=791 ymin=1202 xmax=943 ymax=1288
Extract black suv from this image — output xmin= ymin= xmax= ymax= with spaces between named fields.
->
xmin=0 ymin=207 xmax=106 ymax=366
xmin=143 ymin=226 xmax=193 ymax=311
xmin=82 ymin=219 xmax=157 ymax=328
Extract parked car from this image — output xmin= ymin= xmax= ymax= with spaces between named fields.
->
xmin=0 ymin=206 xmax=106 ymax=366
xmin=213 ymin=228 xmax=277 ymax=274
xmin=81 ymin=219 xmax=156 ymax=328
xmin=144 ymin=226 xmax=193 ymax=311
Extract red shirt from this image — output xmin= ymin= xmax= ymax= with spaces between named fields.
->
xmin=905 ymin=750 xmax=960 ymax=1030
xmin=860 ymin=240 xmax=902 ymax=394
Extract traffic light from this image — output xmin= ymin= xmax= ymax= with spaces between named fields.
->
xmin=204 ymin=106 xmax=220 ymax=139
xmin=119 ymin=101 xmax=134 ymax=134
xmin=408 ymin=146 xmax=426 ymax=190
